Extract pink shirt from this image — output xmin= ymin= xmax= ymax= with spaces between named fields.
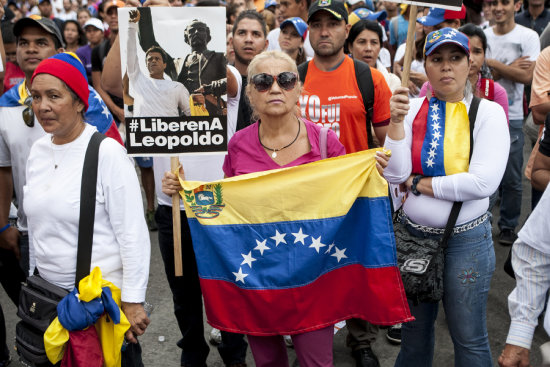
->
xmin=418 ymin=75 xmax=510 ymax=122
xmin=223 ymin=119 xmax=346 ymax=177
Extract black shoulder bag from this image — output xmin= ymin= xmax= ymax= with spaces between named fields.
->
xmin=394 ymin=97 xmax=481 ymax=305
xmin=15 ymin=132 xmax=105 ymax=366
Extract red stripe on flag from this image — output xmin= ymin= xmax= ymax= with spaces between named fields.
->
xmin=200 ymin=265 xmax=413 ymax=336
xmin=411 ymin=98 xmax=429 ymax=174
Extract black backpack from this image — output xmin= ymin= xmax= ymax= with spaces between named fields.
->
xmin=298 ymin=59 xmax=375 ymax=148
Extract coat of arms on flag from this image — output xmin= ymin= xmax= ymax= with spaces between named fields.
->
xmin=180 ymin=150 xmax=413 ymax=336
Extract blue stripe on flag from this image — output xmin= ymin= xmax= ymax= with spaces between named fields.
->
xmin=188 ymin=197 xmax=396 ymax=290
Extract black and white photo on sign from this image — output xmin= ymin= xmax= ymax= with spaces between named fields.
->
xmin=118 ymin=7 xmax=228 ymax=155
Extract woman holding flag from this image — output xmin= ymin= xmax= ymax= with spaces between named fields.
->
xmin=162 ymin=50 xmax=395 ymax=366
xmin=384 ymin=28 xmax=509 ymax=366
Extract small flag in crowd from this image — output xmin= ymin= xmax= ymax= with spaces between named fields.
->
xmin=179 ymin=150 xmax=413 ymax=336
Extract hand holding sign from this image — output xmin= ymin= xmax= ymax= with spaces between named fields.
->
xmin=129 ymin=9 xmax=141 ymax=23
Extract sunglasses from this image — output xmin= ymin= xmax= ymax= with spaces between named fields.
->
xmin=22 ymin=96 xmax=34 ymax=128
xmin=250 ymin=72 xmax=298 ymax=92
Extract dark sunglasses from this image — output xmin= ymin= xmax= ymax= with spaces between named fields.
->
xmin=250 ymin=72 xmax=298 ymax=92
xmin=22 ymin=96 xmax=34 ymax=128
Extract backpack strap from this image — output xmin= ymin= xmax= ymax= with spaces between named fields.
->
xmin=75 ymin=132 xmax=106 ymax=286
xmin=319 ymin=127 xmax=328 ymax=159
xmin=353 ymin=59 xmax=375 ymax=148
xmin=297 ymin=60 xmax=309 ymax=84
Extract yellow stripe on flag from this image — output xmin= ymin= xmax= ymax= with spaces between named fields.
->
xmin=179 ymin=149 xmax=388 ymax=225
xmin=443 ymin=101 xmax=470 ymax=175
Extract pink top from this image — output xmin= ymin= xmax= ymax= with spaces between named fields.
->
xmin=418 ymin=75 xmax=510 ymax=122
xmin=223 ymin=119 xmax=346 ymax=177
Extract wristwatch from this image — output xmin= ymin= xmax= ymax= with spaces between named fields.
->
xmin=411 ymin=175 xmax=424 ymax=196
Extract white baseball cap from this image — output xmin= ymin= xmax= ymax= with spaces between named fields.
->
xmin=83 ymin=17 xmax=105 ymax=32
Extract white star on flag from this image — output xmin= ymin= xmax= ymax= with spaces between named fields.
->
xmin=94 ymin=93 xmax=103 ymax=103
xmin=426 ymin=158 xmax=435 ymax=167
xmin=101 ymin=105 xmax=111 ymax=119
xmin=232 ymin=267 xmax=248 ymax=283
xmin=428 ymin=149 xmax=436 ymax=158
xmin=270 ymin=230 xmax=287 ymax=246
xmin=431 ymin=114 xmax=440 ymax=122
xmin=430 ymin=104 xmax=440 ymax=113
xmin=325 ymin=242 xmax=335 ymax=254
xmin=292 ymin=228 xmax=309 ymax=245
xmin=444 ymin=33 xmax=453 ymax=38
xmin=254 ymin=239 xmax=270 ymax=255
xmin=240 ymin=251 xmax=257 ymax=268
xmin=309 ymin=236 xmax=326 ymax=253
xmin=433 ymin=131 xmax=441 ymax=140
xmin=432 ymin=122 xmax=441 ymax=130
xmin=331 ymin=247 xmax=348 ymax=262
xmin=430 ymin=140 xmax=439 ymax=149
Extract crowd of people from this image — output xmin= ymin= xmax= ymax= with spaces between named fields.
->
xmin=1 ymin=0 xmax=550 ymax=365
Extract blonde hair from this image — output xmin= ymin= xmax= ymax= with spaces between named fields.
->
xmin=246 ymin=50 xmax=301 ymax=121
xmin=247 ymin=50 xmax=299 ymax=80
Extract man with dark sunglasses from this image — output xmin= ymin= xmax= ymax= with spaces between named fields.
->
xmin=0 ymin=18 xmax=122 ymax=342
xmin=298 ymin=1 xmax=393 ymax=366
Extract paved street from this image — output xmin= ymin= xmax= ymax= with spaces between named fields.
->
xmin=2 ymin=144 xmax=549 ymax=366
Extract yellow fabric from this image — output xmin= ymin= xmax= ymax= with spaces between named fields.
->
xmin=442 ymin=101 xmax=470 ymax=175
xmin=189 ymin=96 xmax=209 ymax=116
xmin=18 ymin=81 xmax=29 ymax=106
xmin=44 ymin=267 xmax=131 ymax=366
xmin=179 ymin=149 xmax=388 ymax=225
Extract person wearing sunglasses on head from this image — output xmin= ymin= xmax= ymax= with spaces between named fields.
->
xmin=163 ymin=50 xmax=389 ymax=367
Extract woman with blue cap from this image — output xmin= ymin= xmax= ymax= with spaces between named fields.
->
xmin=278 ymin=17 xmax=309 ymax=65
xmin=383 ymin=28 xmax=510 ymax=366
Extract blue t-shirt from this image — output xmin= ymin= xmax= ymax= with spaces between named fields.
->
xmin=389 ymin=15 xmax=408 ymax=47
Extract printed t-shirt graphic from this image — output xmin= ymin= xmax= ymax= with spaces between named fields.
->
xmin=300 ymin=57 xmax=392 ymax=153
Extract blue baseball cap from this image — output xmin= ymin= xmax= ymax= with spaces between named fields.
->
xmin=280 ymin=17 xmax=308 ymax=39
xmin=417 ymin=4 xmax=466 ymax=26
xmin=265 ymin=0 xmax=277 ymax=8
xmin=424 ymin=27 xmax=470 ymax=57
xmin=348 ymin=8 xmax=387 ymax=25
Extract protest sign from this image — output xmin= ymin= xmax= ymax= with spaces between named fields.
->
xmin=118 ymin=7 xmax=228 ymax=156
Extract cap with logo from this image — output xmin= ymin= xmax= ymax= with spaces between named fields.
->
xmin=424 ymin=27 xmax=470 ymax=57
xmin=417 ymin=4 xmax=466 ymax=27
xmin=14 ymin=15 xmax=65 ymax=48
xmin=348 ymin=8 xmax=387 ymax=25
xmin=308 ymin=0 xmax=348 ymax=24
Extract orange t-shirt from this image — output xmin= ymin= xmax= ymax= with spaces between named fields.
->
xmin=300 ymin=57 xmax=392 ymax=153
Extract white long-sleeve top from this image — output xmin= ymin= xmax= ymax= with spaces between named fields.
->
xmin=127 ymin=22 xmax=190 ymax=117
xmin=24 ymin=125 xmax=150 ymax=302
xmin=506 ymin=185 xmax=550 ymax=349
xmin=384 ymin=96 xmax=510 ymax=227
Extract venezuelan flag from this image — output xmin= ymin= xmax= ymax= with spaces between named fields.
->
xmin=180 ymin=150 xmax=412 ymax=335
xmin=411 ymin=97 xmax=470 ymax=176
